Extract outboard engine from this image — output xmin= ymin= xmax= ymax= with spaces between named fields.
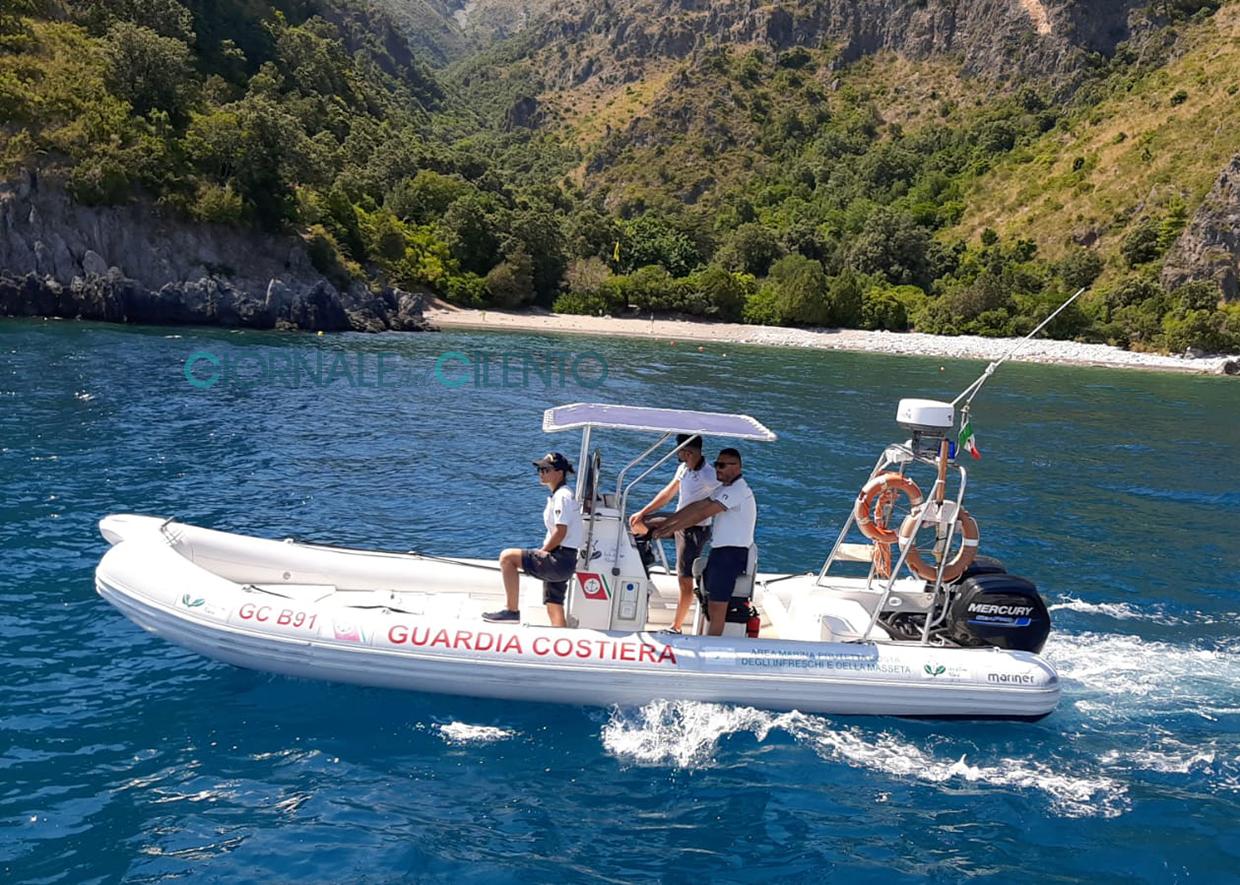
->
xmin=945 ymin=573 xmax=1051 ymax=653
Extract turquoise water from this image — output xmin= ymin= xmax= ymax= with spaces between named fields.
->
xmin=2 ymin=318 xmax=1239 ymax=883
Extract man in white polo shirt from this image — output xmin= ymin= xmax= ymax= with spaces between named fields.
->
xmin=653 ymin=447 xmax=754 ymax=636
xmin=630 ymin=434 xmax=720 ymax=633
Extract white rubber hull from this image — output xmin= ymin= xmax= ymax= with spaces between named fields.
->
xmin=95 ymin=516 xmax=1060 ymax=719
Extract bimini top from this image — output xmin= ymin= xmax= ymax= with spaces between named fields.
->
xmin=543 ymin=403 xmax=777 ymax=441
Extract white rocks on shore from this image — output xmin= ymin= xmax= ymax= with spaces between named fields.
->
xmin=424 ymin=305 xmax=1240 ymax=376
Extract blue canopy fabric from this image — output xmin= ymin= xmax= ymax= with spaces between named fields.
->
xmin=543 ymin=403 xmax=777 ymax=441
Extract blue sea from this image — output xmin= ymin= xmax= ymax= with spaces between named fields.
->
xmin=2 ymin=318 xmax=1239 ymax=883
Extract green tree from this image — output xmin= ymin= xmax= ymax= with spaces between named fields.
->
xmin=620 ymin=215 xmax=700 ymax=277
xmin=565 ymin=205 xmax=621 ymax=262
xmin=680 ymin=265 xmax=749 ymax=321
xmin=1058 ymin=249 xmax=1104 ymax=290
xmin=485 ymin=245 xmax=535 ymax=307
xmin=861 ymin=286 xmax=909 ymax=331
xmin=827 ymin=270 xmax=864 ymax=327
xmin=847 ymin=208 xmax=934 ymax=287
xmin=1174 ymin=280 xmax=1221 ymax=312
xmin=387 ymin=170 xmax=472 ymax=224
xmin=507 ymin=203 xmax=567 ymax=302
xmin=441 ymin=191 xmax=503 ymax=276
xmin=185 ymin=95 xmax=316 ymax=227
xmin=621 ymin=265 xmax=676 ymax=311
xmin=103 ymin=22 xmax=197 ymax=119
xmin=742 ymin=285 xmax=781 ymax=325
xmin=717 ymin=223 xmax=783 ymax=277
xmin=80 ymin=0 xmax=196 ymax=43
xmin=767 ymin=254 xmax=830 ymax=325
xmin=1121 ymin=219 xmax=1163 ymax=267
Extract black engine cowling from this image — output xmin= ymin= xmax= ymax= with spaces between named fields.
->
xmin=946 ymin=573 xmax=1051 ymax=653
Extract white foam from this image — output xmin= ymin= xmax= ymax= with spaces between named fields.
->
xmin=436 ymin=722 xmax=514 ymax=745
xmin=1100 ymin=747 xmax=1216 ymax=775
xmin=601 ymin=700 xmax=1127 ymax=817
xmin=74 ymin=391 xmax=95 ymax=402
xmin=1043 ymin=632 xmax=1240 ymax=716
xmin=1050 ymin=598 xmax=1146 ymax=620
xmin=1050 ymin=598 xmax=1240 ymax=627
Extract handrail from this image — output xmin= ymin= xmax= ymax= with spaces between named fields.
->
xmin=856 ymin=454 xmax=967 ymax=643
xmin=920 ymin=465 xmax=968 ymax=644
xmin=609 ymin=432 xmax=673 ymax=576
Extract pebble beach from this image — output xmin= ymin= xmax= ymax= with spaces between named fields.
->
xmin=424 ymin=303 xmax=1240 ymax=375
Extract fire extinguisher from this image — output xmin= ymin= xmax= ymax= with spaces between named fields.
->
xmin=746 ymin=604 xmax=761 ymax=638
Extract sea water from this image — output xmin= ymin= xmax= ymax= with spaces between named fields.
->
xmin=1 ymin=319 xmax=1238 ymax=882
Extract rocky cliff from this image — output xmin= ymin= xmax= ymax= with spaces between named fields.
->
xmin=0 ymin=174 xmax=429 ymax=332
xmin=498 ymin=0 xmax=1143 ymax=94
xmin=1162 ymin=154 xmax=1240 ymax=301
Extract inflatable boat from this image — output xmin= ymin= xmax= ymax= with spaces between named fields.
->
xmin=95 ymin=402 xmax=1059 ymax=720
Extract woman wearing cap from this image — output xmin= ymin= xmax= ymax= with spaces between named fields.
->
xmin=484 ymin=452 xmax=584 ymax=627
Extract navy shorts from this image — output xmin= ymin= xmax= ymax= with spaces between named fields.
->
xmin=675 ymin=526 xmax=711 ymax=578
xmin=522 ymin=547 xmax=578 ymax=606
xmin=703 ymin=546 xmax=749 ymax=603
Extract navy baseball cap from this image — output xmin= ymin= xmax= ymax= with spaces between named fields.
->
xmin=532 ymin=452 xmax=574 ymax=473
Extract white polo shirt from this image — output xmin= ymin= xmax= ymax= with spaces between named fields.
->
xmin=709 ymin=476 xmax=756 ymax=547
xmin=675 ymin=459 xmax=720 ymax=527
xmin=544 ymin=485 xmax=585 ymax=549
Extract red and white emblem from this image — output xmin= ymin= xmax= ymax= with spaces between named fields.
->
xmin=577 ymin=572 xmax=608 ymax=600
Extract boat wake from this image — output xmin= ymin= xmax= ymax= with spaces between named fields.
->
xmin=1044 ymin=631 xmax=1240 ymax=715
xmin=1050 ymin=597 xmax=1240 ymax=626
xmin=436 ymin=722 xmax=515 ymax=745
xmin=600 ymin=629 xmax=1240 ymax=818
xmin=600 ymin=700 xmax=1126 ymax=818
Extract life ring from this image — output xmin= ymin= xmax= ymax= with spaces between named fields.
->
xmin=854 ymin=473 xmax=923 ymax=544
xmin=897 ymin=503 xmax=980 ymax=583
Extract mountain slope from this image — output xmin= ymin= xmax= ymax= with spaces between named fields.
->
xmin=950 ymin=2 xmax=1240 ymax=286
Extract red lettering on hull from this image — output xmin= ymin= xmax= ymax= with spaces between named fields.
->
xmin=381 ymin=624 xmax=677 ymax=666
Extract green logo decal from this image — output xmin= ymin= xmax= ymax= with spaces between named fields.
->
xmin=181 ymin=594 xmax=206 ymax=608
xmin=924 ymin=663 xmax=946 ymax=677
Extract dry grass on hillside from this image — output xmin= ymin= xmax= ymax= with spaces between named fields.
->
xmin=952 ymin=3 xmax=1240 ymax=272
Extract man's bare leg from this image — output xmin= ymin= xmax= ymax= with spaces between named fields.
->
xmin=498 ymin=548 xmax=523 ymax=611
xmin=706 ymin=600 xmax=728 ymax=636
xmin=672 ymin=576 xmax=694 ymax=631
xmin=546 ymin=603 xmax=566 ymax=627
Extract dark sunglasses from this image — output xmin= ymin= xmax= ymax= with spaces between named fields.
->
xmin=714 ymin=460 xmax=739 ymax=469
xmin=537 ymin=466 xmax=555 ymax=473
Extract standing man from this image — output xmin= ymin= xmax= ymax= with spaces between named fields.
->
xmin=629 ymin=434 xmax=719 ymax=633
xmin=484 ymin=452 xmax=584 ymax=627
xmin=653 ymin=448 xmax=755 ymax=636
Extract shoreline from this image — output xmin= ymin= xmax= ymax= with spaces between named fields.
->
xmin=424 ymin=301 xmax=1240 ymax=376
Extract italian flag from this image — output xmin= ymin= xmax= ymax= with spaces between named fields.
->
xmin=958 ymin=420 xmax=981 ymax=460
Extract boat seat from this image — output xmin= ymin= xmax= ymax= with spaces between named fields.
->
xmin=692 ymin=544 xmax=758 ymax=600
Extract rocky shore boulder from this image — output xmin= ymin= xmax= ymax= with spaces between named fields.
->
xmin=1162 ymin=154 xmax=1240 ymax=302
xmin=0 ymin=270 xmax=428 ymax=334
xmin=0 ymin=173 xmax=430 ymax=333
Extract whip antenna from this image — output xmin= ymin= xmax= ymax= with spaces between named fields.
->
xmin=952 ymin=287 xmax=1087 ymax=411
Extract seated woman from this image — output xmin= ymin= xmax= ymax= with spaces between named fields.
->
xmin=483 ymin=452 xmax=584 ymax=627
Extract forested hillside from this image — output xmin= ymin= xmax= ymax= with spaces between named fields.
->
xmin=1 ymin=0 xmax=1237 ymax=352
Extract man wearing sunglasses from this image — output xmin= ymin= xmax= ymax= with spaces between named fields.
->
xmin=652 ymin=448 xmax=755 ymax=636
xmin=628 ymin=434 xmax=720 ymax=634
xmin=484 ymin=452 xmax=583 ymax=627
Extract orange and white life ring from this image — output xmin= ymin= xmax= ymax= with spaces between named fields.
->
xmin=854 ymin=472 xmax=923 ymax=544
xmin=897 ymin=503 xmax=980 ymax=583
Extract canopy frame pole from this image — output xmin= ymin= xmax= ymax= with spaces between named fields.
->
xmin=611 ymin=432 xmax=674 ymax=576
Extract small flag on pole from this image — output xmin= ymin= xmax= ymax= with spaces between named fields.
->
xmin=958 ymin=420 xmax=981 ymax=460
